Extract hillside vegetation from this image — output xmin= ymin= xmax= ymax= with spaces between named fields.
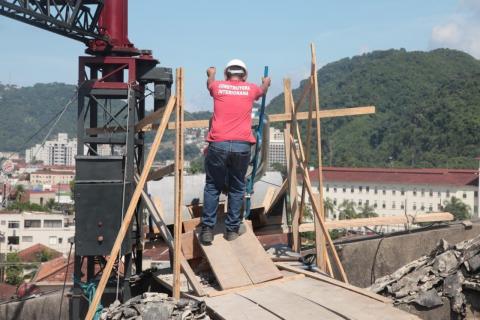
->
xmin=267 ymin=48 xmax=480 ymax=168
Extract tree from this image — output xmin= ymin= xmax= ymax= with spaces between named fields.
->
xmin=338 ymin=200 xmax=357 ymax=220
xmin=184 ymin=144 xmax=201 ymax=161
xmin=45 ymin=198 xmax=56 ymax=212
xmin=271 ymin=162 xmax=287 ymax=178
xmin=324 ymin=198 xmax=336 ymax=219
xmin=302 ymin=204 xmax=313 ymax=221
xmin=357 ymin=204 xmax=378 ymax=218
xmin=14 ymin=184 xmax=25 ymax=202
xmin=36 ymin=249 xmax=53 ymax=262
xmin=443 ymin=196 xmax=471 ymax=221
xmin=69 ymin=180 xmax=75 ymax=200
xmin=189 ymin=156 xmax=205 ymax=174
xmin=6 ymin=252 xmax=23 ymax=285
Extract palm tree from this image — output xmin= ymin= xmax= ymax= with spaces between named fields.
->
xmin=443 ymin=197 xmax=471 ymax=221
xmin=338 ymin=200 xmax=357 ymax=220
xmin=14 ymin=184 xmax=25 ymax=202
xmin=357 ymin=204 xmax=378 ymax=218
xmin=45 ymin=198 xmax=56 ymax=212
xmin=324 ymin=198 xmax=336 ymax=219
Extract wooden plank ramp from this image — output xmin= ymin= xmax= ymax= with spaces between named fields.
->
xmin=195 ymin=221 xmax=282 ymax=290
xmin=204 ymin=275 xmax=420 ymax=320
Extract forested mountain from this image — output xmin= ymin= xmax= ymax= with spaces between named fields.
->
xmin=0 ymin=48 xmax=478 ymax=168
xmin=267 ymin=48 xmax=480 ymax=168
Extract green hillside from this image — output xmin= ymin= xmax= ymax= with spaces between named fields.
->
xmin=267 ymin=48 xmax=480 ymax=168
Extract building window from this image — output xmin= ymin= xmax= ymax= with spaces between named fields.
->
xmin=374 ymin=201 xmax=378 ymax=208
xmin=326 ymin=185 xmax=330 ymax=192
xmin=8 ymin=236 xmax=19 ymax=245
xmin=8 ymin=221 xmax=19 ymax=229
xmin=475 ymin=191 xmax=478 ymax=198
xmin=358 ymin=199 xmax=362 ymax=206
xmin=421 ymin=204 xmax=425 ymax=211
xmin=401 ymin=188 xmax=405 ymax=196
xmin=44 ymin=220 xmax=63 ymax=228
xmin=392 ymin=189 xmax=396 ymax=195
xmin=421 ymin=189 xmax=425 ymax=196
xmin=446 ymin=190 xmax=450 ymax=197
xmin=24 ymin=220 xmax=41 ymax=228
xmin=366 ymin=186 xmax=370 ymax=193
xmin=351 ymin=186 xmax=354 ymax=193
xmin=429 ymin=190 xmax=433 ymax=197
xmin=49 ymin=236 xmax=58 ymax=245
xmin=463 ymin=193 xmax=467 ymax=199
xmin=22 ymin=236 xmax=33 ymax=243
xmin=333 ymin=187 xmax=337 ymax=193
xmin=401 ymin=203 xmax=405 ymax=210
xmin=58 ymin=238 xmax=63 ymax=244
xmin=438 ymin=191 xmax=441 ymax=197
xmin=342 ymin=187 xmax=346 ymax=193
xmin=413 ymin=203 xmax=417 ymax=210
xmin=438 ymin=203 xmax=442 ymax=211
xmin=392 ymin=202 xmax=396 ymax=209
xmin=382 ymin=201 xmax=386 ymax=209
xmin=333 ymin=199 xmax=337 ymax=206
xmin=359 ymin=186 xmax=363 ymax=193
xmin=374 ymin=187 xmax=378 ymax=195
xmin=429 ymin=204 xmax=433 ymax=212
xmin=413 ymin=189 xmax=417 ymax=196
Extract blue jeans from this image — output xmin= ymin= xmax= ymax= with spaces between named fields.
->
xmin=202 ymin=141 xmax=251 ymax=232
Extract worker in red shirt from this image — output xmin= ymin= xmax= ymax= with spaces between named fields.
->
xmin=200 ymin=59 xmax=271 ymax=244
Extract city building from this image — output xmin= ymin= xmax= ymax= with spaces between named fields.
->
xmin=25 ymin=133 xmax=77 ymax=166
xmin=306 ymin=167 xmax=479 ymax=219
xmin=0 ymin=211 xmax=74 ymax=254
xmin=30 ymin=168 xmax=75 ymax=186
xmin=0 ymin=152 xmax=19 ymax=160
xmin=267 ymin=128 xmax=287 ymax=169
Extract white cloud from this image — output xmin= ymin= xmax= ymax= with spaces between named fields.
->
xmin=430 ymin=0 xmax=480 ymax=58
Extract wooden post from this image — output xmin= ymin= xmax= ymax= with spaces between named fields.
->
xmin=173 ymin=68 xmax=185 ymax=299
xmin=85 ymin=95 xmax=177 ymax=320
xmin=310 ymin=43 xmax=328 ymax=273
xmin=284 ymin=79 xmax=300 ymax=252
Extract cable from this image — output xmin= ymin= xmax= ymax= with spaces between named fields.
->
xmin=58 ymin=241 xmax=73 ymax=320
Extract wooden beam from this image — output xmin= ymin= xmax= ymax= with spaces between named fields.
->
xmin=289 ymin=133 xmax=349 ymax=283
xmin=265 ymin=179 xmax=288 ymax=216
xmin=298 ymin=212 xmax=454 ymax=232
xmin=134 ymin=105 xmax=167 ymax=132
xmin=85 ymin=95 xmax=176 ymax=320
xmin=268 ymin=106 xmax=376 ymax=123
xmin=147 ymin=163 xmax=174 ymax=181
xmin=311 ymin=43 xmax=328 ymax=273
xmin=275 ymin=262 xmax=391 ymax=303
xmin=173 ymin=68 xmax=185 ymax=299
xmin=86 ymin=106 xmax=375 ymax=134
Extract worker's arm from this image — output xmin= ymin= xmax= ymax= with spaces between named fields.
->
xmin=260 ymin=77 xmax=271 ymax=95
xmin=206 ymin=67 xmax=216 ymax=89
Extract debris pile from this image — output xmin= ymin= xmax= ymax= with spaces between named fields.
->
xmin=100 ymin=292 xmax=210 ymax=320
xmin=369 ymin=236 xmax=480 ymax=317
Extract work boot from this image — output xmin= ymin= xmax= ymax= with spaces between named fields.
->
xmin=225 ymin=223 xmax=247 ymax=241
xmin=200 ymin=225 xmax=213 ymax=245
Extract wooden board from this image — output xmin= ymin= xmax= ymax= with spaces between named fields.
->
xmin=228 ymin=224 xmax=283 ymax=284
xmin=195 ymin=225 xmax=253 ymax=290
xmin=237 ymin=285 xmax=345 ymax=319
xmin=181 ymin=231 xmax=202 ymax=260
xmin=206 ymin=294 xmax=280 ymax=320
xmin=279 ymin=277 xmax=416 ymax=320
xmin=298 ymin=212 xmax=454 ymax=231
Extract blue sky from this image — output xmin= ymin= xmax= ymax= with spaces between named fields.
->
xmin=0 ymin=0 xmax=478 ymax=111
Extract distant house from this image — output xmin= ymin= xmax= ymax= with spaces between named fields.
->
xmin=18 ymin=243 xmax=62 ymax=262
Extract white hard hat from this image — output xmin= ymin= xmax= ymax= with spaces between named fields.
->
xmin=226 ymin=59 xmax=247 ymax=72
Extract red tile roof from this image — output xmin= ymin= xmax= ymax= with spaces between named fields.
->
xmin=18 ymin=244 xmax=62 ymax=262
xmin=308 ymin=167 xmax=479 ymax=187
xmin=0 ymin=283 xmax=17 ymax=301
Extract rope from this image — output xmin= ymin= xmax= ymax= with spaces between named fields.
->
xmin=73 ymin=277 xmax=104 ymax=320
xmin=244 ymin=66 xmax=269 ymax=219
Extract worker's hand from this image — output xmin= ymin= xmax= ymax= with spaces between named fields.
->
xmin=262 ymin=77 xmax=271 ymax=87
xmin=207 ymin=67 xmax=216 ymax=77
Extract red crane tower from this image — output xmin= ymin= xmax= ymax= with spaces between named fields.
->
xmin=0 ymin=1 xmax=172 ymax=318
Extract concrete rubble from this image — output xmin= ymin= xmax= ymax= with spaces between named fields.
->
xmin=100 ymin=292 xmax=210 ymax=320
xmin=369 ymin=235 xmax=480 ymax=318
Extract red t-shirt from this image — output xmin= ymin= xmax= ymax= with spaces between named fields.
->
xmin=207 ymin=80 xmax=264 ymax=143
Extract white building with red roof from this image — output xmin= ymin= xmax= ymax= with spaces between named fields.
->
xmin=307 ymin=167 xmax=479 ymax=219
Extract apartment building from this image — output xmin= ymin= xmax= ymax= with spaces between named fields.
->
xmin=268 ymin=128 xmax=287 ymax=169
xmin=0 ymin=212 xmax=74 ymax=254
xmin=30 ymin=169 xmax=75 ymax=186
xmin=25 ymin=133 xmax=77 ymax=166
xmin=307 ymin=167 xmax=479 ymax=219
